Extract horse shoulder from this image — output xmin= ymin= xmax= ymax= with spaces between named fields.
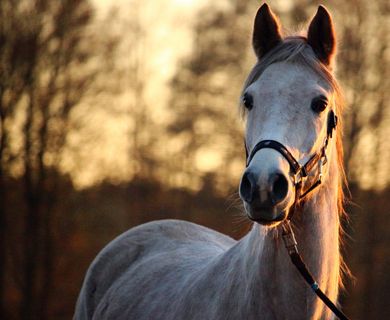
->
xmin=74 ymin=219 xmax=235 ymax=319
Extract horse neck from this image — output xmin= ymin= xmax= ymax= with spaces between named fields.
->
xmin=240 ymin=147 xmax=341 ymax=319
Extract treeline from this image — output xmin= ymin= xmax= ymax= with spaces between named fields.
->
xmin=3 ymin=174 xmax=247 ymax=319
xmin=0 ymin=0 xmax=116 ymax=318
xmin=343 ymin=184 xmax=390 ymax=319
xmin=0 ymin=1 xmax=95 ymax=318
xmin=2 ymin=174 xmax=390 ymax=319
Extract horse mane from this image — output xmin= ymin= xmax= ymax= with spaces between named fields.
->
xmin=240 ymin=36 xmax=350 ymax=287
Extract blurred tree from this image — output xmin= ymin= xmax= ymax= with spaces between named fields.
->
xmin=0 ymin=0 xmax=114 ymax=318
xmin=124 ymin=0 xmax=166 ymax=182
xmin=167 ymin=1 xmax=254 ymax=192
xmin=126 ymin=0 xmax=149 ymax=179
xmin=333 ymin=0 xmax=389 ymax=190
xmin=330 ymin=1 xmax=389 ymax=318
xmin=0 ymin=1 xmax=41 ymax=316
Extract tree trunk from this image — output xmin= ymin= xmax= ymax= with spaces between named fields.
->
xmin=21 ymin=88 xmax=40 ymax=320
xmin=38 ymin=194 xmax=55 ymax=320
xmin=0 ymin=103 xmax=7 ymax=320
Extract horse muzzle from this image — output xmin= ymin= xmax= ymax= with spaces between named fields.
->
xmin=239 ymin=168 xmax=291 ymax=225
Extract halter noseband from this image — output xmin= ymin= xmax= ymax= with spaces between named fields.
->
xmin=245 ymin=109 xmax=338 ymax=220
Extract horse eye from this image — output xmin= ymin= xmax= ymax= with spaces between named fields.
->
xmin=243 ymin=93 xmax=253 ymax=110
xmin=311 ymin=95 xmax=328 ymax=113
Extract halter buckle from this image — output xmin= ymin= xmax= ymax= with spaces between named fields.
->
xmin=292 ymin=167 xmax=307 ymax=186
xmin=282 ymin=221 xmax=298 ymax=254
xmin=318 ymin=154 xmax=327 ymax=182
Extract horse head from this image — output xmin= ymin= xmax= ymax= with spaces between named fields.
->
xmin=239 ymin=4 xmax=340 ymax=226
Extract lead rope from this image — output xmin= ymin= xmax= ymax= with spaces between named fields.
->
xmin=282 ymin=220 xmax=351 ymax=320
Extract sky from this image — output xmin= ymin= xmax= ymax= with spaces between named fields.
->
xmin=64 ymin=0 xmax=215 ymax=188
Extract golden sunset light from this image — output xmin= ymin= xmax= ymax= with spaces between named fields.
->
xmin=62 ymin=0 xmax=389 ymax=191
xmin=1 ymin=1 xmax=388 ymax=319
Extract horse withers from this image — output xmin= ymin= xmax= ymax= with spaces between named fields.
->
xmin=75 ymin=4 xmax=347 ymax=320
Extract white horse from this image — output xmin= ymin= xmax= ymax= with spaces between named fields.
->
xmin=75 ymin=4 xmax=347 ymax=319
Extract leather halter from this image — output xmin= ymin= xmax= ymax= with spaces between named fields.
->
xmin=245 ymin=109 xmax=338 ymax=220
xmin=243 ymin=109 xmax=350 ymax=320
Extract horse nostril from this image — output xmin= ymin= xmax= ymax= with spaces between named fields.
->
xmin=271 ymin=173 xmax=288 ymax=204
xmin=239 ymin=172 xmax=257 ymax=203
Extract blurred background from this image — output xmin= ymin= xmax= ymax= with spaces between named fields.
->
xmin=0 ymin=0 xmax=388 ymax=319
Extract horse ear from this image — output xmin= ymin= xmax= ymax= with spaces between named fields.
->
xmin=252 ymin=3 xmax=282 ymax=60
xmin=307 ymin=6 xmax=336 ymax=66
